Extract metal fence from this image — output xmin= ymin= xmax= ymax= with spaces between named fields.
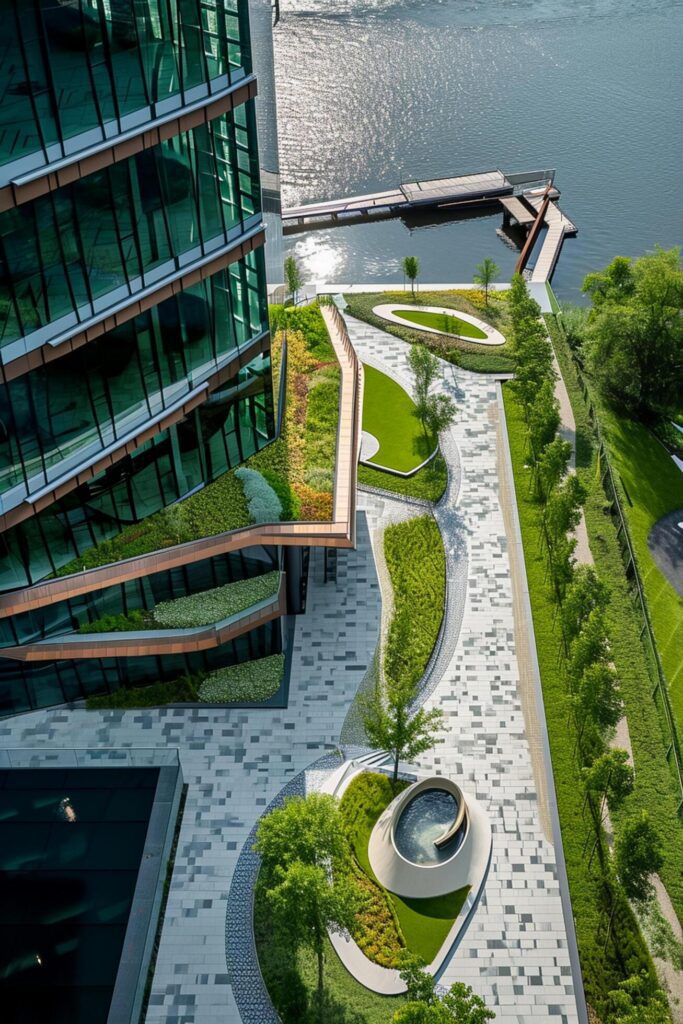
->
xmin=554 ymin=319 xmax=683 ymax=814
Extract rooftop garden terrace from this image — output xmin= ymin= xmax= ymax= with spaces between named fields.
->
xmin=344 ymin=288 xmax=514 ymax=374
xmin=53 ymin=302 xmax=342 ymax=579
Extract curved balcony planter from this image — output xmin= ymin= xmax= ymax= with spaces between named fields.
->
xmin=0 ymin=575 xmax=286 ymax=662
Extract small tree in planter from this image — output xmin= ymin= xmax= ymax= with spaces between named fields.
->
xmin=402 ymin=255 xmax=420 ymax=299
xmin=284 ymin=254 xmax=303 ymax=304
xmin=361 ymin=679 xmax=444 ymax=783
xmin=473 ymin=257 xmax=500 ymax=305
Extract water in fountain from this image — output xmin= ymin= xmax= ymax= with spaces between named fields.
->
xmin=394 ymin=788 xmax=465 ymax=866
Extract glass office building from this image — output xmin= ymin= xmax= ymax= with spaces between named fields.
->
xmin=0 ymin=0 xmax=281 ymax=715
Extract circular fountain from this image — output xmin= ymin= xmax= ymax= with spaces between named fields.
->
xmin=368 ymin=777 xmax=483 ymax=899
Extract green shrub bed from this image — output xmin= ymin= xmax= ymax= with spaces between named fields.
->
xmin=79 ymin=571 xmax=280 ymax=633
xmin=58 ymin=302 xmax=340 ymax=579
xmin=344 ymin=290 xmax=514 ymax=374
xmin=197 ymin=653 xmax=284 ymax=703
xmin=57 ymin=469 xmax=250 ymax=577
xmin=254 ymin=868 xmax=406 ymax=1024
xmin=87 ymin=677 xmax=198 ymax=709
xmin=384 ymin=516 xmax=446 ymax=690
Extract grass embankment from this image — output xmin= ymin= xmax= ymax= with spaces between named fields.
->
xmin=255 ymin=861 xmax=406 ymax=1024
xmin=392 ymin=307 xmax=488 ymax=340
xmin=358 ymin=457 xmax=448 ymax=503
xmin=56 ymin=303 xmax=339 ymax=578
xmin=344 ymin=289 xmax=514 ymax=374
xmin=592 ymin=403 xmax=683 ymax=720
xmin=86 ymin=652 xmax=285 ymax=709
xmin=383 ymin=516 xmax=446 ymax=690
xmin=502 ymin=383 xmax=657 ymax=1014
xmin=362 ymin=363 xmax=436 ymax=473
xmin=547 ymin=317 xmax=683 ymax=929
xmin=340 ymin=772 xmax=468 ymax=965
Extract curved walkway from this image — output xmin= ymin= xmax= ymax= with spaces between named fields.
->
xmin=342 ymin=314 xmax=582 ymax=1020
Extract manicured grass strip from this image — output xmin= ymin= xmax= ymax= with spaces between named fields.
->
xmin=595 ymin=409 xmax=683 ymax=710
xmin=339 ymin=772 xmax=465 ymax=964
xmin=392 ymin=308 xmax=488 ymax=340
xmin=503 ymin=383 xmax=656 ymax=1015
xmin=547 ymin=316 xmax=683 ymax=932
xmin=384 ymin=516 xmax=446 ymax=690
xmin=389 ymin=888 xmax=469 ymax=963
xmin=344 ymin=290 xmax=515 ymax=374
xmin=362 ymin=363 xmax=435 ymax=472
xmin=358 ymin=456 xmax=448 ymax=503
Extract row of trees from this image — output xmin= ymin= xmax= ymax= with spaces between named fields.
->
xmin=508 ymin=276 xmax=666 ymax=1020
xmin=401 ymin=255 xmax=500 ymax=304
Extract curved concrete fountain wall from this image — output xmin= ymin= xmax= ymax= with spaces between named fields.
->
xmin=368 ymin=776 xmax=489 ymax=899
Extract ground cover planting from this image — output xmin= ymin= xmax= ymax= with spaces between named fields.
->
xmin=391 ymin=307 xmax=488 ymax=340
xmin=362 ymin=363 xmax=436 ymax=473
xmin=79 ymin=570 xmax=280 ymax=633
xmin=86 ymin=652 xmax=285 ymax=709
xmin=383 ymin=516 xmax=446 ymax=690
xmin=344 ymin=289 xmax=514 ymax=374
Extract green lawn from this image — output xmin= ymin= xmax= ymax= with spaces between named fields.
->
xmin=340 ymin=772 xmax=468 ymax=964
xmin=391 ymin=308 xmax=487 ymax=340
xmin=595 ymin=407 xmax=683 ymax=719
xmin=362 ymin=364 xmax=435 ymax=473
xmin=502 ymin=382 xmax=658 ymax=1015
xmin=344 ymin=290 xmax=515 ymax=374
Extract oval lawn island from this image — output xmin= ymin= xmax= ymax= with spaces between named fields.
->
xmin=373 ymin=303 xmax=506 ymax=346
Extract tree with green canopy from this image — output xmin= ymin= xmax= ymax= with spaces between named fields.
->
xmin=403 ymin=255 xmax=420 ymax=298
xmin=582 ymin=247 xmax=683 ymax=419
xmin=266 ymin=859 xmax=359 ymax=1012
xmin=361 ymin=679 xmax=444 ymax=783
xmin=615 ymin=811 xmax=664 ymax=903
xmin=473 ymin=257 xmax=500 ymax=305
xmin=284 ymin=254 xmax=303 ymax=304
xmin=254 ymin=792 xmax=349 ymax=875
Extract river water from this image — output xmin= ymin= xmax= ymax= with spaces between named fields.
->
xmin=272 ymin=0 xmax=682 ymax=300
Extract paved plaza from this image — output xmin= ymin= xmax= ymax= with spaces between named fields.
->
xmin=0 ymin=315 xmax=582 ymax=1023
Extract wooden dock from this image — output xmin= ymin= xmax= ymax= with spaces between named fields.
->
xmin=282 ymin=169 xmax=553 ymax=233
xmin=525 ymin=196 xmax=577 ymax=283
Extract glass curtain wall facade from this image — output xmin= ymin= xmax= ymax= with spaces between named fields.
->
xmin=0 ymin=0 xmax=282 ymax=717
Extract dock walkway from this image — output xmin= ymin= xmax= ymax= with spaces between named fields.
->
xmin=282 ymin=168 xmax=550 ymax=231
xmin=527 ymin=197 xmax=578 ymax=283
